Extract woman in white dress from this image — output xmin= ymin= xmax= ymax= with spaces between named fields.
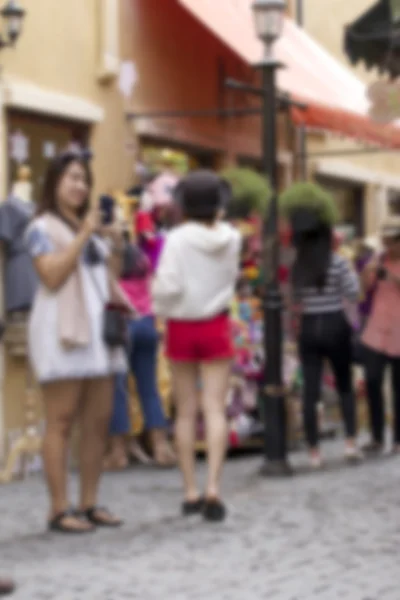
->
xmin=26 ymin=152 xmax=132 ymax=533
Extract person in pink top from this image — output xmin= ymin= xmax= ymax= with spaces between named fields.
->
xmin=136 ymin=170 xmax=180 ymax=272
xmin=104 ymin=241 xmax=176 ymax=469
xmin=361 ymin=217 xmax=400 ymax=454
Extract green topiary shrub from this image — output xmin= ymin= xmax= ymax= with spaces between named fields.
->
xmin=221 ymin=167 xmax=271 ymax=218
xmin=279 ymin=181 xmax=338 ymax=226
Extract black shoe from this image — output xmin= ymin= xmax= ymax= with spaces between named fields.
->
xmin=0 ymin=577 xmax=15 ymax=597
xmin=81 ymin=506 xmax=123 ymax=528
xmin=362 ymin=441 xmax=383 ymax=455
xmin=182 ymin=498 xmax=204 ymax=517
xmin=203 ymin=499 xmax=227 ymax=523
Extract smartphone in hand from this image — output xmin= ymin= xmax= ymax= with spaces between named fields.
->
xmin=99 ymin=194 xmax=115 ymax=225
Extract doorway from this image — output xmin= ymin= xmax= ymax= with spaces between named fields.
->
xmin=7 ymin=110 xmax=90 ymax=203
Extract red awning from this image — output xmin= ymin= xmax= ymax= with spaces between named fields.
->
xmin=178 ymin=0 xmax=400 ymax=148
xmin=291 ymin=101 xmax=400 ymax=148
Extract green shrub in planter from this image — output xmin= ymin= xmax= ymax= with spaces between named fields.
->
xmin=279 ymin=181 xmax=338 ymax=227
xmin=221 ymin=167 xmax=271 ymax=219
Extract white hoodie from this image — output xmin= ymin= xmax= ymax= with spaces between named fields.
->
xmin=152 ymin=221 xmax=241 ymax=320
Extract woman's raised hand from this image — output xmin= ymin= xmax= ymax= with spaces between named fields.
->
xmin=81 ymin=209 xmax=101 ymax=239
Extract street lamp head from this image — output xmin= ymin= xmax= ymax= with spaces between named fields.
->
xmin=252 ymin=0 xmax=286 ymax=48
xmin=1 ymin=0 xmax=25 ymax=46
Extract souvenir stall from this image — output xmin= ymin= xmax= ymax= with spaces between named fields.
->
xmin=117 ymin=167 xmax=273 ymax=450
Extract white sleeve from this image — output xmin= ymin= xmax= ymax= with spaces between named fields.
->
xmin=151 ymin=235 xmax=183 ymax=314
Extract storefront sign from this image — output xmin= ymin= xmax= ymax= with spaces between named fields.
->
xmin=368 ymin=80 xmax=400 ymax=123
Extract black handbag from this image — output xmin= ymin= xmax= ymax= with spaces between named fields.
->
xmin=89 ymin=267 xmax=128 ymax=348
xmin=102 ymin=304 xmax=128 ymax=348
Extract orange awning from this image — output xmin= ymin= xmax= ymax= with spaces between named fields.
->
xmin=178 ymin=0 xmax=400 ymax=148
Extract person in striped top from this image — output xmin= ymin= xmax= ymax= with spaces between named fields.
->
xmin=292 ymin=221 xmax=361 ymax=468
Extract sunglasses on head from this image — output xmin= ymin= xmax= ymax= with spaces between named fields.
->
xmin=59 ymin=148 xmax=93 ymax=163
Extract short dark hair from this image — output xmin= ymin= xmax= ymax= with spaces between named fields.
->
xmin=175 ymin=170 xmax=231 ymax=223
xmin=37 ymin=151 xmax=93 ymax=217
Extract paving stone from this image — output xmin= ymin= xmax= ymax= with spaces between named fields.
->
xmin=0 ymin=440 xmax=399 ymax=599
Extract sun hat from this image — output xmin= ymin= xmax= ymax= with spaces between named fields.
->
xmin=175 ymin=170 xmax=231 ymax=218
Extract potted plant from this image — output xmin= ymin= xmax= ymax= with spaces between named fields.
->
xmin=279 ymin=181 xmax=338 ymax=234
xmin=221 ymin=167 xmax=271 ymax=219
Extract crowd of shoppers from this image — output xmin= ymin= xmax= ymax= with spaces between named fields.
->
xmin=23 ymin=154 xmax=400 ymax=522
xmin=3 ymin=150 xmax=400 ymax=595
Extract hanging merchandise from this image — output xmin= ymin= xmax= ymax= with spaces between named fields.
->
xmin=9 ymin=130 xmax=29 ymax=164
xmin=118 ymin=60 xmax=138 ymax=99
xmin=142 ymin=146 xmax=189 ymax=175
xmin=43 ymin=141 xmax=57 ymax=159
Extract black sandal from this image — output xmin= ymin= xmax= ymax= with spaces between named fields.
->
xmin=82 ymin=506 xmax=123 ymax=528
xmin=182 ymin=497 xmax=204 ymax=517
xmin=203 ymin=499 xmax=227 ymax=523
xmin=0 ymin=577 xmax=15 ymax=597
xmin=48 ymin=509 xmax=95 ymax=534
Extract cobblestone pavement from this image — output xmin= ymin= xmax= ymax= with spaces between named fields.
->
xmin=1 ymin=440 xmax=399 ymax=599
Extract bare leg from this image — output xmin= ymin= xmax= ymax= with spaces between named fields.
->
xmin=170 ymin=361 xmax=199 ymax=502
xmin=128 ymin=436 xmax=154 ymax=465
xmin=42 ymin=380 xmax=91 ymax=531
xmin=149 ymin=429 xmax=176 ymax=467
xmin=199 ymin=360 xmax=231 ymax=500
xmin=103 ymin=434 xmax=129 ymax=471
xmin=79 ymin=376 xmax=120 ymax=523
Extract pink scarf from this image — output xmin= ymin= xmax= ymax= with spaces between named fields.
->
xmin=43 ymin=213 xmax=91 ymax=349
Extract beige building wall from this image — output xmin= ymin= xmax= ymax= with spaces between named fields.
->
xmin=0 ymin=0 xmax=134 ymax=197
xmin=289 ymin=0 xmax=400 ymax=232
xmin=0 ymin=0 xmax=135 ymax=463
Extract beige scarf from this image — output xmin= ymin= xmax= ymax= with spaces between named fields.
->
xmin=43 ymin=213 xmax=91 ymax=349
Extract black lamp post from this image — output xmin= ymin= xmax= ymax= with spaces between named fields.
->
xmin=0 ymin=0 xmax=25 ymax=50
xmin=252 ymin=0 xmax=292 ymax=477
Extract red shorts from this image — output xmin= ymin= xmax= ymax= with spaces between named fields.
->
xmin=166 ymin=312 xmax=234 ymax=362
